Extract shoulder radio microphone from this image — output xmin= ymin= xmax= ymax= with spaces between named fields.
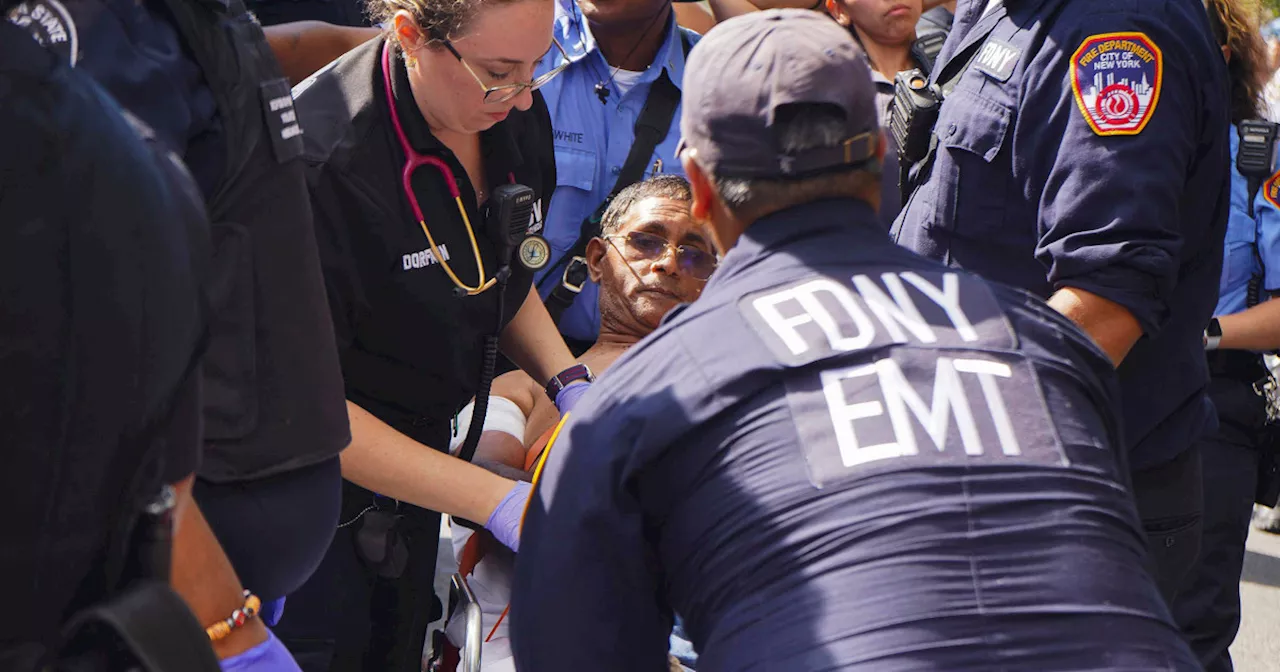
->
xmin=487 ymin=183 xmax=537 ymax=275
xmin=452 ymin=184 xmax=546 ymax=299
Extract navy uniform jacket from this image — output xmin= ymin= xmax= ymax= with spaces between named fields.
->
xmin=1 ymin=21 xmax=207 ymax=664
xmin=8 ymin=0 xmax=353 ymax=480
xmin=891 ymin=0 xmax=1230 ymax=471
xmin=6 ymin=0 xmax=224 ymax=195
xmin=512 ymin=199 xmax=1197 ymax=671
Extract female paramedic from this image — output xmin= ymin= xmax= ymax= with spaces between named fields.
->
xmin=1173 ymin=3 xmax=1280 ymax=671
xmin=274 ymin=0 xmax=589 ymax=669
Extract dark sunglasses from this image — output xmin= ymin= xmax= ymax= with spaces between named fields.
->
xmin=603 ymin=230 xmax=717 ymax=281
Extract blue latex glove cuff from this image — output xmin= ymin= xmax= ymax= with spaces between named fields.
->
xmin=555 ymin=381 xmax=591 ymax=416
xmin=259 ymin=597 xmax=285 ymax=627
xmin=485 ymin=480 xmax=532 ymax=552
xmin=219 ymin=629 xmax=300 ymax=672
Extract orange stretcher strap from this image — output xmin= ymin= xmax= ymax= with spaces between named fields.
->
xmin=522 ymin=412 xmax=569 ymax=526
xmin=523 ymin=422 xmax=559 ymax=472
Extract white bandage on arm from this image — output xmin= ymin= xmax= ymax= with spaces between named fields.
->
xmin=448 ymin=396 xmax=528 ymax=455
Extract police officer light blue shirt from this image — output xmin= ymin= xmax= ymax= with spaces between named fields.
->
xmin=532 ymin=0 xmax=697 ymax=343
xmin=1218 ymin=127 xmax=1280 ymax=316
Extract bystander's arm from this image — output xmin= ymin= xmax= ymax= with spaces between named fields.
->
xmin=262 ymin=21 xmax=381 ymax=86
xmin=170 ymin=475 xmax=268 ymax=661
xmin=702 ymin=0 xmax=814 ymax=24
xmin=673 ymin=3 xmax=717 ymax=34
xmin=1214 ymin=298 xmax=1280 ymax=351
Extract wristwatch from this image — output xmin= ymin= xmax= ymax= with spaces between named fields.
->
xmin=1204 ymin=317 xmax=1223 ymax=351
xmin=545 ymin=364 xmax=594 ymax=401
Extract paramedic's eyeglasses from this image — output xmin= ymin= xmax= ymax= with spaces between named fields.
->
xmin=442 ymin=39 xmax=570 ymax=104
xmin=603 ymin=231 xmax=718 ymax=281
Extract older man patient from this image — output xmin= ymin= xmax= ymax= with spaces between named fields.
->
xmin=444 ymin=175 xmax=713 ymax=670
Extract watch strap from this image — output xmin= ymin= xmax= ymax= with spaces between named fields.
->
xmin=546 ymin=364 xmax=593 ymax=401
xmin=1205 ymin=317 xmax=1223 ymax=351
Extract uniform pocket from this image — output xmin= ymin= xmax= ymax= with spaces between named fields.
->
xmin=202 ymin=221 xmax=259 ymax=440
xmin=931 ymin=90 xmax=1013 ymax=240
xmin=553 ymin=146 xmax=597 ymax=193
xmin=548 ymin=146 xmax=599 ymax=254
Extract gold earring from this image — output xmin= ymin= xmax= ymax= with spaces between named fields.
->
xmin=405 ymin=54 xmax=418 ymax=68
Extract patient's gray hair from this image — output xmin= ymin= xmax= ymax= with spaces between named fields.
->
xmin=600 ymin=175 xmax=693 ymax=237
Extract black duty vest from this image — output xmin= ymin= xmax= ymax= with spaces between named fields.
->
xmin=159 ymin=0 xmax=351 ymax=481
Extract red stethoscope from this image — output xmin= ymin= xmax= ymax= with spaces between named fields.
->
xmin=382 ymin=41 xmax=503 ymax=296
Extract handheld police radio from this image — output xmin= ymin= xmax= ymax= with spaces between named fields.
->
xmin=889 ymin=68 xmax=943 ymax=198
xmin=1237 ymin=120 xmax=1277 ymax=186
xmin=910 ymin=32 xmax=947 ymax=74
xmin=1236 ymin=120 xmax=1278 ymax=307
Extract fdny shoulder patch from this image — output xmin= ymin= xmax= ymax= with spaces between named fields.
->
xmin=1263 ymin=171 xmax=1280 ymax=210
xmin=1069 ymin=32 xmax=1162 ymax=137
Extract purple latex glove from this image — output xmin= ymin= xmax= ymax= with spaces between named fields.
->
xmin=259 ymin=597 xmax=285 ymax=627
xmin=220 ymin=629 xmax=300 ymax=672
xmin=554 ymin=380 xmax=591 ymax=415
xmin=485 ymin=480 xmax=532 ymax=552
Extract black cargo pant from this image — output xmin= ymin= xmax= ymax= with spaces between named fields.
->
xmin=195 ymin=456 xmax=343 ymax=603
xmin=1133 ymin=441 xmax=1205 ymax=608
xmin=1173 ymin=352 xmax=1272 ymax=672
xmin=275 ymin=480 xmax=443 ymax=672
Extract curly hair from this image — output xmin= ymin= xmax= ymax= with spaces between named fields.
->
xmin=366 ymin=0 xmax=528 ymax=48
xmin=1206 ymin=0 xmax=1269 ymax=123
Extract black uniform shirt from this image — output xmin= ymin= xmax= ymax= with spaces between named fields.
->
xmin=513 ymin=199 xmax=1196 ymax=671
xmin=293 ymin=38 xmax=556 ymax=447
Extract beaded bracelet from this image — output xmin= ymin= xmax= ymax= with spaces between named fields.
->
xmin=205 ymin=590 xmax=262 ymax=642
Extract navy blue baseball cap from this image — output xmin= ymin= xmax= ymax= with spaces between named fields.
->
xmin=678 ymin=9 xmax=879 ymax=179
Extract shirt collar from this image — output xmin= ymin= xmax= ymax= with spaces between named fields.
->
xmin=870 ymin=55 xmax=922 ymax=91
xmin=708 ymin=198 xmax=885 ymax=285
xmin=389 ymin=45 xmax=444 ymax=153
xmin=553 ymin=0 xmax=689 ymax=89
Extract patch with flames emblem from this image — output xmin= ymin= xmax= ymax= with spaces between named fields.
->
xmin=1069 ymin=32 xmax=1162 ymax=136
xmin=1263 ymin=171 xmax=1280 ymax=210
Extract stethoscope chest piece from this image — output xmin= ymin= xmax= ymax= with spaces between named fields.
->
xmin=518 ymin=235 xmax=551 ymax=271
